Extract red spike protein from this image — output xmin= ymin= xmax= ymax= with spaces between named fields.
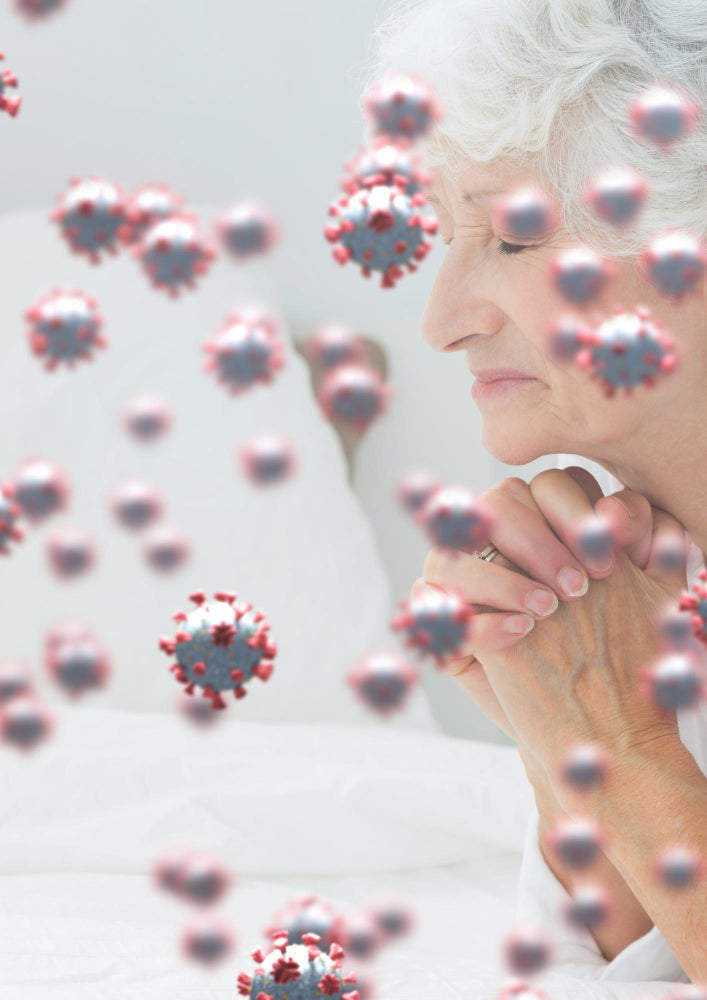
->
xmin=0 ymin=484 xmax=24 ymax=555
xmin=0 ymin=54 xmax=21 ymax=117
xmin=238 ymin=929 xmax=360 ymax=999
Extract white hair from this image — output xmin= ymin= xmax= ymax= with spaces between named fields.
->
xmin=358 ymin=0 xmax=707 ymax=260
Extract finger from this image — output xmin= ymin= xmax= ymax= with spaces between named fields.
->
xmin=644 ymin=507 xmax=690 ymax=593
xmin=594 ymin=489 xmax=654 ymax=569
xmin=559 ymin=465 xmax=606 ymax=505
xmin=435 ymin=655 xmax=517 ymax=741
xmin=442 ymin=608 xmax=536 ymax=658
xmin=423 ymin=546 xmax=559 ymax=619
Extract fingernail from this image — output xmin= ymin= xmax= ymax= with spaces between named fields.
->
xmin=584 ymin=553 xmax=614 ymax=573
xmin=525 ymin=588 xmax=559 ymax=616
xmin=504 ymin=614 xmax=535 ymax=635
xmin=607 ymin=494 xmax=635 ymax=520
xmin=557 ymin=566 xmax=589 ymax=597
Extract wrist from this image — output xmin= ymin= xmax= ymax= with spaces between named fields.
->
xmin=518 ymin=745 xmax=567 ymax=823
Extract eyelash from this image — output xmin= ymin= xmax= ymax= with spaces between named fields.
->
xmin=442 ymin=237 xmax=528 ymax=255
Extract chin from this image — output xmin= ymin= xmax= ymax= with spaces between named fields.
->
xmin=481 ymin=420 xmax=557 ymax=467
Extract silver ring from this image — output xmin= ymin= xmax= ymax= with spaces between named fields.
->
xmin=471 ymin=544 xmax=500 ymax=562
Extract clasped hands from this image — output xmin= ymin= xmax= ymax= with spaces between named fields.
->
xmin=414 ymin=467 xmax=691 ymax=813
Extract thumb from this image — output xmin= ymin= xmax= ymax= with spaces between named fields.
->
xmin=644 ymin=507 xmax=690 ymax=595
xmin=594 ymin=489 xmax=654 ymax=569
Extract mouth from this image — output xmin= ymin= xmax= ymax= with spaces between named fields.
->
xmin=470 ymin=369 xmax=540 ymax=401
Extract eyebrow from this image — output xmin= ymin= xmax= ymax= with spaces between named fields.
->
xmin=428 ymin=189 xmax=504 ymax=208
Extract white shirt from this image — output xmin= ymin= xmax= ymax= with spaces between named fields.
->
xmin=514 ymin=457 xmax=707 ymax=982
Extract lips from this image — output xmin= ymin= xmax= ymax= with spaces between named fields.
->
xmin=470 ymin=368 xmax=537 ymax=383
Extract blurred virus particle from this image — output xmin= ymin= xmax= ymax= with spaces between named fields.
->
xmin=582 ymin=166 xmax=649 ymax=228
xmin=0 ymin=695 xmax=54 ymax=752
xmin=121 ymin=183 xmax=185 ymax=246
xmin=122 ymin=394 xmax=173 ymax=443
xmin=339 ymin=912 xmax=382 ymax=962
xmin=44 ymin=626 xmax=111 ymax=698
xmin=203 ymin=307 xmax=286 ymax=396
xmin=133 ymin=214 xmax=216 ymax=297
xmin=304 ymin=322 xmax=366 ymax=371
xmin=25 ymin=288 xmax=106 ymax=371
xmin=0 ymin=483 xmax=24 ymax=555
xmin=367 ymin=896 xmax=415 ymax=942
xmin=14 ymin=0 xmax=71 ymax=19
xmin=317 ymin=363 xmax=391 ymax=433
xmin=651 ymin=533 xmax=688 ymax=576
xmin=679 ymin=569 xmax=707 ymax=647
xmin=563 ymin=884 xmax=611 ymax=929
xmin=547 ymin=817 xmax=605 ymax=870
xmin=238 ymin=930 xmax=359 ymax=1000
xmin=342 ymin=139 xmax=431 ymax=197
xmin=142 ymin=523 xmax=191 ymax=573
xmin=265 ymin=896 xmax=347 ymax=953
xmin=639 ymin=230 xmax=707 ymax=299
xmin=0 ymin=659 xmax=33 ymax=703
xmin=325 ymin=183 xmax=437 ymax=289
xmin=154 ymin=846 xmax=193 ymax=894
xmin=111 ymin=480 xmax=164 ymax=532
xmin=349 ymin=969 xmax=376 ymax=1000
xmin=494 ymin=981 xmax=549 ymax=1000
xmin=159 ymin=589 xmax=277 ymax=710
xmin=653 ymin=845 xmax=704 ymax=891
xmin=550 ymin=246 xmax=614 ymax=306
xmin=547 ymin=316 xmax=591 ymax=366
xmin=175 ymin=689 xmax=222 ymax=728
xmin=239 ymin=432 xmax=297 ymax=487
xmin=51 ymin=176 xmax=127 ymax=263
xmin=557 ymin=742 xmax=607 ymax=792
xmin=395 ymin=470 xmax=441 ymax=515
xmin=181 ymin=915 xmax=235 ymax=966
xmin=490 ymin=187 xmax=558 ymax=241
xmin=11 ymin=457 xmax=69 ymax=523
xmin=639 ymin=650 xmax=707 ymax=712
xmin=46 ymin=526 xmax=96 ymax=579
xmin=629 ymin=83 xmax=700 ymax=151
xmin=391 ymin=584 xmax=474 ymax=664
xmin=572 ymin=515 xmax=614 ymax=565
xmin=346 ymin=649 xmax=419 ymax=717
xmin=573 ymin=307 xmax=678 ymax=398
xmin=663 ymin=990 xmax=707 ymax=1000
xmin=215 ymin=199 xmax=280 ymax=261
xmin=417 ymin=484 xmax=495 ymax=553
xmin=657 ymin=605 xmax=699 ymax=653
xmin=501 ymin=924 xmax=553 ymax=976
xmin=0 ymin=54 xmax=21 ymax=117
xmin=154 ymin=847 xmax=232 ymax=906
xmin=363 ymin=71 xmax=441 ymax=141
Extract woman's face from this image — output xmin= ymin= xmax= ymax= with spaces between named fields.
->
xmin=422 ymin=159 xmax=707 ymax=468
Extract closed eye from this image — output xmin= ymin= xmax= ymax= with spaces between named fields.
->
xmin=442 ymin=236 xmax=529 ymax=255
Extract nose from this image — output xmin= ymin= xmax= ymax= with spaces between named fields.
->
xmin=420 ymin=248 xmax=505 ymax=352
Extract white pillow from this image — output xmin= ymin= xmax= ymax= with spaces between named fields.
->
xmin=0 ymin=207 xmax=436 ymax=731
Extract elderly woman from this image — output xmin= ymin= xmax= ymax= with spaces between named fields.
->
xmin=366 ymin=0 xmax=707 ymax=985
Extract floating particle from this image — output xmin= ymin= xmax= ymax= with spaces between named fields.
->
xmin=653 ymin=845 xmax=704 ymax=891
xmin=342 ymin=139 xmax=431 ymax=197
xmin=133 ymin=214 xmax=216 ymax=296
xmin=0 ymin=53 xmax=21 ymax=117
xmin=548 ymin=818 xmax=605 ymax=870
xmin=12 ymin=457 xmax=69 ymax=523
xmin=265 ymin=896 xmax=348 ymax=953
xmin=395 ymin=470 xmax=441 ymax=515
xmin=122 ymin=394 xmax=173 ymax=443
xmin=142 ymin=524 xmax=191 ymax=573
xmin=51 ymin=176 xmax=127 ymax=263
xmin=0 ymin=659 xmax=33 ymax=703
xmin=490 ymin=187 xmax=558 ymax=240
xmin=629 ymin=84 xmax=700 ymax=151
xmin=502 ymin=924 xmax=553 ymax=976
xmin=494 ymin=981 xmax=549 ymax=1000
xmin=44 ymin=627 xmax=111 ymax=698
xmin=0 ymin=696 xmax=54 ymax=752
xmin=0 ymin=484 xmax=24 ymax=555
xmin=563 ymin=884 xmax=611 ymax=929
xmin=203 ymin=306 xmax=286 ymax=395
xmin=639 ymin=650 xmax=707 ymax=711
xmin=14 ymin=0 xmax=71 ymax=20
xmin=25 ymin=289 xmax=106 ymax=371
xmin=391 ymin=585 xmax=474 ymax=664
xmin=238 ymin=930 xmax=359 ymax=999
xmin=317 ymin=362 xmax=391 ymax=433
xmin=346 ymin=649 xmax=419 ymax=717
xmin=239 ymin=432 xmax=297 ymax=486
xmin=181 ymin=915 xmax=235 ymax=965
xmin=367 ymin=896 xmax=415 ymax=941
xmin=111 ymin=481 xmax=164 ymax=532
xmin=175 ymin=690 xmax=222 ymax=728
xmin=582 ymin=166 xmax=648 ymax=227
xmin=416 ymin=484 xmax=495 ymax=552
xmin=550 ymin=246 xmax=614 ymax=306
xmin=363 ymin=71 xmax=441 ymax=141
xmin=121 ymin=183 xmax=185 ymax=245
xmin=214 ymin=199 xmax=280 ymax=261
xmin=639 ymin=230 xmax=707 ymax=299
xmin=305 ymin=322 xmax=366 ymax=371
xmin=46 ymin=526 xmax=96 ymax=578
xmin=547 ymin=316 xmax=591 ymax=365
xmin=557 ymin=743 xmax=607 ymax=792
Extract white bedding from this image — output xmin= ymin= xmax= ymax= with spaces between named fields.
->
xmin=0 ymin=707 xmax=685 ymax=999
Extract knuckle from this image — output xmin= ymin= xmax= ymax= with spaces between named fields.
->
xmin=422 ymin=546 xmax=447 ymax=582
xmin=494 ymin=475 xmax=529 ymax=497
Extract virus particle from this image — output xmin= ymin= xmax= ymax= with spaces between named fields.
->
xmin=175 ymin=690 xmax=222 ymax=728
xmin=203 ymin=307 xmax=286 ymax=396
xmin=46 ymin=526 xmax=96 ymax=578
xmin=663 ymin=990 xmax=707 ymax=1000
xmin=325 ymin=183 xmax=437 ymax=289
xmin=563 ymin=885 xmax=611 ymax=929
xmin=159 ymin=590 xmax=277 ymax=710
xmin=547 ymin=316 xmax=591 ymax=365
xmin=304 ymin=322 xmax=366 ymax=371
xmin=214 ymin=199 xmax=280 ymax=261
xmin=639 ymin=651 xmax=707 ymax=712
xmin=363 ymin=71 xmax=441 ymax=141
xmin=0 ymin=484 xmax=24 ymax=555
xmin=51 ymin=176 xmax=127 ymax=263
xmin=501 ymin=924 xmax=553 ymax=976
xmin=416 ymin=484 xmax=495 ymax=553
xmin=652 ymin=533 xmax=688 ymax=576
xmin=0 ymin=659 xmax=33 ymax=703
xmin=550 ymin=246 xmax=614 ymax=306
xmin=154 ymin=847 xmax=193 ymax=894
xmin=122 ymin=394 xmax=173 ymax=443
xmin=629 ymin=83 xmax=700 ymax=151
xmin=44 ymin=626 xmax=111 ymax=698
xmin=265 ymin=897 xmax=348 ymax=953
xmin=573 ymin=306 xmax=678 ymax=398
xmin=346 ymin=649 xmax=419 ymax=717
xmin=342 ymin=139 xmax=431 ymax=197
xmin=133 ymin=214 xmax=216 ymax=297
xmin=571 ymin=515 xmax=614 ymax=565
xmin=317 ymin=362 xmax=391 ymax=433
xmin=111 ymin=480 xmax=164 ymax=531
xmin=391 ymin=585 xmax=474 ymax=664
xmin=0 ymin=695 xmax=54 ymax=752
xmin=339 ymin=913 xmax=382 ymax=961
xmin=0 ymin=54 xmax=21 ymax=118
xmin=14 ymin=0 xmax=71 ymax=20
xmin=45 ymin=620 xmax=93 ymax=651
xmin=239 ymin=432 xmax=297 ymax=487
xmin=547 ymin=818 xmax=605 ymax=870
xmin=11 ymin=457 xmax=69 ymax=523
xmin=494 ymin=981 xmax=549 ymax=1000
xmin=154 ymin=847 xmax=232 ymax=906
xmin=679 ymin=569 xmax=707 ymax=647
xmin=653 ymin=845 xmax=704 ymax=891
xmin=639 ymin=230 xmax=707 ymax=299
xmin=557 ymin=743 xmax=607 ymax=792
xmin=238 ymin=930 xmax=359 ymax=1000
xmin=142 ymin=524 xmax=191 ymax=573
xmin=121 ymin=183 xmax=185 ymax=246
xmin=367 ymin=896 xmax=415 ymax=942
xmin=490 ymin=187 xmax=558 ymax=240
xmin=582 ymin=166 xmax=649 ymax=228
xmin=181 ymin=915 xmax=235 ymax=965
xmin=395 ymin=470 xmax=441 ymax=515
xmin=657 ymin=605 xmax=698 ymax=652
xmin=25 ymin=289 xmax=106 ymax=371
